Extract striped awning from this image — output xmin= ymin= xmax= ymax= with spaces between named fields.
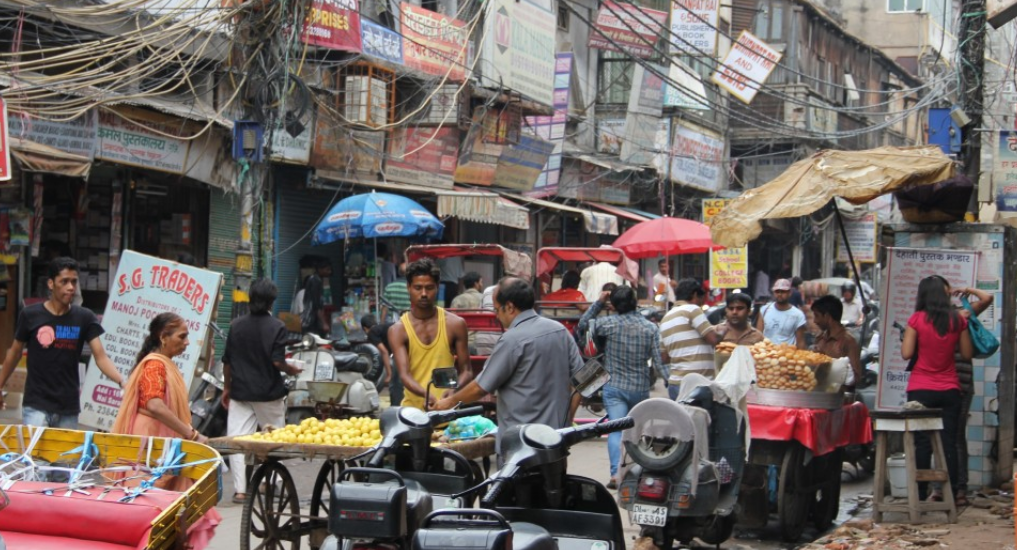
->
xmin=499 ymin=193 xmax=619 ymax=236
xmin=436 ymin=189 xmax=530 ymax=230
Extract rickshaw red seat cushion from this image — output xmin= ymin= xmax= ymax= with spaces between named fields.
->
xmin=0 ymin=481 xmax=180 ymax=548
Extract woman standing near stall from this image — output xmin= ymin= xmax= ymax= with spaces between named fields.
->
xmin=900 ymin=276 xmax=973 ymax=503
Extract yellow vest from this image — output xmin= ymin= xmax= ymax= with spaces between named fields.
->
xmin=400 ymin=308 xmax=455 ymax=409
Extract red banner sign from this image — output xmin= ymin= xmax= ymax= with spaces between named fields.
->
xmin=0 ymin=98 xmax=9 ymax=181
xmin=300 ymin=0 xmax=362 ymax=52
xmin=400 ymin=4 xmax=469 ymax=81
xmin=588 ymin=1 xmax=668 ymax=59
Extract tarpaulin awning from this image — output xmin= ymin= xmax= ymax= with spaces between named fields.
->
xmin=709 ymin=146 xmax=955 ymax=247
xmin=436 ymin=189 xmax=530 ymax=230
xmin=10 ymin=138 xmax=91 ymax=178
xmin=584 ymin=201 xmax=652 ymax=223
xmin=499 ymin=192 xmax=619 ymax=235
xmin=536 ymin=246 xmax=639 ymax=284
xmin=405 ymin=244 xmax=533 ymax=279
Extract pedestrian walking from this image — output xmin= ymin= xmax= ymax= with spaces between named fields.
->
xmin=301 ymin=258 xmax=332 ymax=336
xmin=756 ymin=278 xmax=807 ymax=347
xmin=661 ymin=278 xmax=723 ymax=400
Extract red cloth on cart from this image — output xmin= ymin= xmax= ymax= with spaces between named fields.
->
xmin=749 ymin=401 xmax=873 ymax=456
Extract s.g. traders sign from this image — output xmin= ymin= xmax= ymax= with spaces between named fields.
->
xmin=79 ymin=251 xmax=222 ymax=431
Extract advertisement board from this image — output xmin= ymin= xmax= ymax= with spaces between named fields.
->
xmin=995 ymin=130 xmax=1017 ymax=211
xmin=387 ymin=126 xmax=458 ymax=189
xmin=702 ymin=198 xmax=747 ymax=288
xmin=7 ymin=109 xmax=97 ymax=159
xmin=401 ymin=3 xmax=469 ymax=81
xmin=361 ymin=19 xmax=403 ymax=64
xmin=525 ymin=52 xmax=572 ymax=196
xmin=486 ymin=0 xmax=556 ymax=105
xmin=0 ymin=99 xmax=9 ymax=182
xmin=300 ymin=0 xmax=362 ymax=52
xmin=96 ymin=107 xmax=191 ymax=174
xmin=670 ymin=0 xmax=719 ymax=55
xmin=835 ymin=212 xmax=878 ymax=263
xmin=493 ymin=135 xmax=556 ymax=191
xmin=669 ymin=121 xmax=724 ymax=192
xmin=711 ymin=31 xmax=782 ymax=104
xmin=79 ymin=250 xmax=222 ymax=431
xmin=588 ymin=1 xmax=669 ymax=59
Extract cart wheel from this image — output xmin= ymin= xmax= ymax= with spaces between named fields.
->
xmin=777 ymin=443 xmax=811 ymax=542
xmin=241 ymin=461 xmax=300 ymax=550
xmin=311 ymin=460 xmax=344 ymax=518
xmin=812 ymin=450 xmax=843 ymax=530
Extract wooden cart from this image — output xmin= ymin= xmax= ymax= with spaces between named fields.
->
xmin=211 ymin=435 xmax=496 ymax=550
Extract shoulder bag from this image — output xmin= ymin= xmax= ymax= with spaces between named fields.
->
xmin=961 ymin=296 xmax=1000 ymax=359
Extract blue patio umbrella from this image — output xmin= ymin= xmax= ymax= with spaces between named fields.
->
xmin=314 ymin=191 xmax=444 ymax=244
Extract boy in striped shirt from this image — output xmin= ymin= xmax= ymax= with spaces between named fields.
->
xmin=660 ymin=278 xmax=725 ymax=400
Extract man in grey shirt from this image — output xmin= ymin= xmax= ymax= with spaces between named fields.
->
xmin=434 ymin=277 xmax=584 ymax=450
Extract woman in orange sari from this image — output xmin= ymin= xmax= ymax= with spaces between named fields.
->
xmin=112 ymin=312 xmax=221 ymax=548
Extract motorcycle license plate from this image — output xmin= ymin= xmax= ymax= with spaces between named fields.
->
xmin=630 ymin=503 xmax=668 ymax=527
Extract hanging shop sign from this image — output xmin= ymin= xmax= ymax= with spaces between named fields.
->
xmin=7 ymin=109 xmax=97 ymax=159
xmin=559 ymin=164 xmax=632 ymax=205
xmin=0 ymin=99 xmax=9 ymax=182
xmin=627 ymin=63 xmax=665 ymax=117
xmin=620 ymin=64 xmax=666 ymax=168
xmin=711 ymin=31 xmax=782 ymax=104
xmin=400 ymin=3 xmax=470 ymax=81
xmin=387 ymin=126 xmax=459 ymax=189
xmin=994 ymin=130 xmax=1017 ymax=211
xmin=454 ymin=107 xmax=520 ymax=186
xmin=663 ymin=60 xmax=709 ymax=110
xmin=269 ymin=112 xmax=315 ymax=165
xmin=670 ymin=0 xmax=719 ymax=55
xmin=493 ymin=135 xmax=556 ymax=191
xmin=484 ymin=0 xmax=556 ymax=105
xmin=701 ymin=199 xmax=747 ymax=289
xmin=525 ymin=52 xmax=573 ymax=196
xmin=835 ymin=212 xmax=878 ymax=263
xmin=311 ymin=105 xmax=384 ymax=174
xmin=877 ymin=247 xmax=978 ymax=411
xmin=598 ymin=117 xmax=669 ymax=170
xmin=95 ymin=107 xmax=192 ymax=174
xmin=79 ymin=250 xmax=222 ymax=431
xmin=300 ymin=0 xmax=363 ymax=52
xmin=361 ymin=19 xmax=403 ymax=65
xmin=588 ymin=1 xmax=669 ymax=59
xmin=669 ymin=120 xmax=724 ymax=192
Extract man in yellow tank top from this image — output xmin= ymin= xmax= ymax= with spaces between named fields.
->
xmin=389 ymin=258 xmax=471 ymax=409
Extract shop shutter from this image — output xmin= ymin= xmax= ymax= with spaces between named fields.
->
xmin=208 ymin=188 xmax=242 ymax=350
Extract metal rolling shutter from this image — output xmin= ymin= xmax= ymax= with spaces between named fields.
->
xmin=208 ymin=188 xmax=242 ymax=350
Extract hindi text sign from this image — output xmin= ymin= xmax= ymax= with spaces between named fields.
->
xmin=836 ymin=212 xmax=878 ymax=263
xmin=589 ymin=1 xmax=669 ymax=59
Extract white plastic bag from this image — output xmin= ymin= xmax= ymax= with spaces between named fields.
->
xmin=713 ymin=346 xmax=757 ymax=453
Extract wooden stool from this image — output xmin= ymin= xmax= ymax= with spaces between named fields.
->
xmin=871 ymin=409 xmax=957 ymax=524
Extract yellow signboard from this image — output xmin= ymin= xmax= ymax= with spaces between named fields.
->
xmin=702 ymin=199 xmax=748 ymax=289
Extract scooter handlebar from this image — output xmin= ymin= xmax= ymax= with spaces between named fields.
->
xmin=561 ymin=417 xmax=634 ymax=446
xmin=428 ymin=406 xmax=485 ymax=427
xmin=482 ymin=478 xmax=507 ymax=504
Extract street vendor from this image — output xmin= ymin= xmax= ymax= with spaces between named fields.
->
xmin=715 ymin=292 xmax=765 ymax=345
xmin=389 ymin=259 xmax=472 ymax=409
xmin=0 ymin=257 xmax=124 ymax=427
xmin=811 ymin=295 xmax=862 ymax=386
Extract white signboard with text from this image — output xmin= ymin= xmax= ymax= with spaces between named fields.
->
xmin=836 ymin=212 xmax=878 ymax=263
xmin=711 ymin=31 xmax=782 ymax=104
xmin=669 ymin=0 xmax=718 ymax=55
xmin=79 ymin=251 xmax=222 ymax=431
xmin=876 ymin=247 xmax=977 ymax=411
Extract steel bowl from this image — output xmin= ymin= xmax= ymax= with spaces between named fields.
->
xmin=306 ymin=381 xmax=350 ymax=403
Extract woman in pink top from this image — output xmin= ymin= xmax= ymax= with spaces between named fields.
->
xmin=901 ymin=276 xmax=973 ymax=502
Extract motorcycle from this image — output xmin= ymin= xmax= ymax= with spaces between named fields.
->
xmin=617 ymin=377 xmax=747 ymax=549
xmin=320 ymin=368 xmax=486 ymax=550
xmin=286 ymin=333 xmax=381 ymax=425
xmin=189 ymin=323 xmax=229 ymax=438
xmin=411 ymin=417 xmax=635 ymax=550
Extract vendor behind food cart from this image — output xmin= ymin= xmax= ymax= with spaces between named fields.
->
xmin=810 ymin=295 xmax=862 ymax=387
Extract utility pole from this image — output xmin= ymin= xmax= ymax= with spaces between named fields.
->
xmin=960 ymin=0 xmax=987 ymax=221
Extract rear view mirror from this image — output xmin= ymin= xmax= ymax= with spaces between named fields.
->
xmin=572 ymin=358 xmax=611 ymax=398
xmin=431 ymin=367 xmax=459 ymax=390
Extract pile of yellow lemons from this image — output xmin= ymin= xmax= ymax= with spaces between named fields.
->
xmin=238 ymin=416 xmax=383 ymax=447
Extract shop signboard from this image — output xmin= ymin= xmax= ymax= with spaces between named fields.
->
xmin=96 ymin=107 xmax=191 ymax=174
xmin=493 ymin=135 xmax=556 ymax=191
xmin=7 ymin=109 xmax=97 ymax=159
xmin=300 ymin=0 xmax=362 ymax=52
xmin=485 ymin=0 xmax=556 ymax=105
xmin=663 ymin=60 xmax=709 ymax=110
xmin=455 ymin=108 xmax=519 ymax=186
xmin=994 ymin=130 xmax=1017 ymax=211
xmin=361 ymin=19 xmax=403 ymax=65
xmin=311 ymin=105 xmax=384 ymax=174
xmin=876 ymin=247 xmax=978 ymax=411
xmin=835 ymin=212 xmax=878 ymax=263
xmin=711 ymin=31 xmax=782 ymax=104
xmin=268 ymin=112 xmax=315 ymax=164
xmin=560 ymin=167 xmax=632 ymax=204
xmin=588 ymin=1 xmax=668 ymax=59
xmin=670 ymin=121 xmax=724 ymax=192
xmin=400 ymin=3 xmax=469 ymax=81
xmin=525 ymin=52 xmax=573 ymax=196
xmin=79 ymin=250 xmax=222 ymax=431
xmin=0 ymin=99 xmax=9 ymax=182
xmin=702 ymin=198 xmax=747 ymax=289
xmin=670 ymin=0 xmax=719 ymax=55
xmin=387 ymin=126 xmax=458 ymax=189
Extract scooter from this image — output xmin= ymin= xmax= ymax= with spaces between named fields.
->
xmin=286 ymin=333 xmax=380 ymax=425
xmin=320 ymin=368 xmax=486 ymax=550
xmin=844 ymin=348 xmax=879 ymax=473
xmin=618 ymin=378 xmax=747 ymax=549
xmin=189 ymin=323 xmax=229 ymax=438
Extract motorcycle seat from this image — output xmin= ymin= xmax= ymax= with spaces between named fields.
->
xmin=404 ymin=479 xmax=434 ymax=531
xmin=332 ymin=352 xmax=370 ymax=374
xmin=509 ymin=522 xmax=554 ymax=550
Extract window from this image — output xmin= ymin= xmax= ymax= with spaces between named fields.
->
xmin=557 ymin=5 xmax=569 ymax=31
xmin=754 ymin=0 xmax=785 ymax=41
xmin=888 ymin=0 xmax=923 ymax=12
xmin=598 ymin=50 xmax=634 ymax=104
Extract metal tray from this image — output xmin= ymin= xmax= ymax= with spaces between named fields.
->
xmin=747 ymin=387 xmax=845 ymax=410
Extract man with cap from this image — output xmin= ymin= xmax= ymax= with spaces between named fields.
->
xmin=755 ymin=278 xmax=807 ymax=348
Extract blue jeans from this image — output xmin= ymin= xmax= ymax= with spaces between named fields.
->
xmin=22 ymin=406 xmax=78 ymax=429
xmin=668 ymin=383 xmax=681 ymax=401
xmin=603 ymin=385 xmax=649 ymax=477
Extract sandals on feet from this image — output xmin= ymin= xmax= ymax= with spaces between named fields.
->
xmin=232 ymin=493 xmax=247 ymax=504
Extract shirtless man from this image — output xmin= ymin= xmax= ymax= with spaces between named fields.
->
xmin=389 ymin=258 xmax=472 ymax=409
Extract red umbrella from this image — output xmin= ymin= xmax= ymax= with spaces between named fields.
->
xmin=612 ymin=217 xmax=721 ymax=259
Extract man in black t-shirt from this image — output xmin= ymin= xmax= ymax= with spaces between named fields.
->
xmin=0 ymin=257 xmax=124 ymax=428
xmin=361 ymin=314 xmax=401 ymax=406
xmin=301 ymin=259 xmax=332 ymax=336
xmin=223 ymin=278 xmax=302 ymax=504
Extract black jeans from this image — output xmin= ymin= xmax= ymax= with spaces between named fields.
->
xmin=906 ymin=388 xmax=962 ymax=499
